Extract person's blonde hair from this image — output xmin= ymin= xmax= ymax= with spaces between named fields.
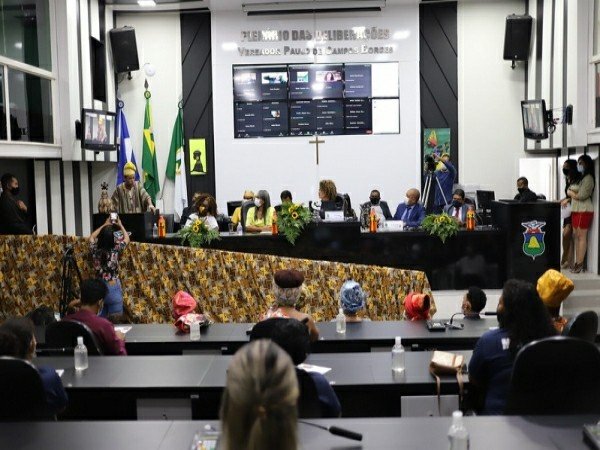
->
xmin=220 ymin=340 xmax=299 ymax=450
xmin=319 ymin=179 xmax=337 ymax=201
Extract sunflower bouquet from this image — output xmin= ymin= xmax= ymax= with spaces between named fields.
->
xmin=178 ymin=217 xmax=221 ymax=248
xmin=421 ymin=212 xmax=459 ymax=243
xmin=277 ymin=202 xmax=312 ymax=245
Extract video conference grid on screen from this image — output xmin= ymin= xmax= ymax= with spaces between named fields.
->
xmin=233 ymin=63 xmax=399 ymax=138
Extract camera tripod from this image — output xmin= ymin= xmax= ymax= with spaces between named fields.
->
xmin=422 ymin=170 xmax=449 ymax=213
xmin=60 ymin=245 xmax=82 ymax=318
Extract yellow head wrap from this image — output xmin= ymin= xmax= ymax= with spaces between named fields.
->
xmin=537 ymin=269 xmax=574 ymax=308
xmin=123 ymin=162 xmax=137 ymax=178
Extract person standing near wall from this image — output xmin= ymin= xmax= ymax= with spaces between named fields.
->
xmin=559 ymin=160 xmax=581 ymax=269
xmin=0 ymin=173 xmax=32 ymax=235
xmin=567 ymin=155 xmax=595 ymax=273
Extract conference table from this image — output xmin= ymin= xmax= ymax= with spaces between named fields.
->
xmin=1 ymin=416 xmax=595 ymax=449
xmin=35 ymin=350 xmax=472 ymax=419
xmin=36 ymin=318 xmax=498 ymax=355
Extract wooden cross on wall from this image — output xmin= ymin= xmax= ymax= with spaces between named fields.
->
xmin=309 ymin=134 xmax=325 ymax=165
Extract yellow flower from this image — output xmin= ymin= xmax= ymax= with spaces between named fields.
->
xmin=192 ymin=224 xmax=200 ymax=233
xmin=291 ymin=212 xmax=299 ymax=219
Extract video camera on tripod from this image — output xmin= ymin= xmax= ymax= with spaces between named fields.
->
xmin=424 ymin=154 xmax=436 ymax=173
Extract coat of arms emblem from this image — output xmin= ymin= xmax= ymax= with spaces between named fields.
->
xmin=522 ymin=220 xmax=546 ymax=260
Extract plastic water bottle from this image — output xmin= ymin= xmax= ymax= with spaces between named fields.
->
xmin=152 ymin=223 xmax=158 ymax=238
xmin=448 ymin=410 xmax=470 ymax=450
xmin=189 ymin=320 xmax=201 ymax=341
xmin=74 ymin=336 xmax=88 ymax=371
xmin=336 ymin=308 xmax=346 ymax=334
xmin=391 ymin=336 xmax=405 ymax=373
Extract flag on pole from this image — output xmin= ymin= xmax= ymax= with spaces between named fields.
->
xmin=141 ymin=88 xmax=160 ymax=204
xmin=116 ymin=101 xmax=139 ymax=186
xmin=165 ymin=106 xmax=188 ymax=221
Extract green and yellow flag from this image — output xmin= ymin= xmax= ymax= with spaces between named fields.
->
xmin=142 ymin=91 xmax=160 ymax=204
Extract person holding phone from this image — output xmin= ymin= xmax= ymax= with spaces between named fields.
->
xmin=89 ymin=215 xmax=130 ymax=319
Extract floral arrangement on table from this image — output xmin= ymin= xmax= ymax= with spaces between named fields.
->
xmin=421 ymin=213 xmax=459 ymax=243
xmin=177 ymin=218 xmax=220 ymax=248
xmin=277 ymin=202 xmax=312 ymax=245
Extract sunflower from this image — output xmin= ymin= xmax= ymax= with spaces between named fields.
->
xmin=192 ymin=224 xmax=200 ymax=233
xmin=291 ymin=211 xmax=299 ymax=219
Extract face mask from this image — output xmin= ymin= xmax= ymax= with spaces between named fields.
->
xmin=452 ymin=200 xmax=462 ymax=208
xmin=517 ymin=187 xmax=525 ymax=194
xmin=9 ymin=187 xmax=19 ymax=196
xmin=254 ymin=198 xmax=263 ymax=207
xmin=562 ymin=168 xmax=569 ymax=176
xmin=577 ymin=164 xmax=584 ymax=173
xmin=370 ymin=197 xmax=380 ymax=205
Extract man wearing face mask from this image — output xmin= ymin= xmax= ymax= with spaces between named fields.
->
xmin=360 ymin=189 xmax=392 ymax=227
xmin=63 ymin=279 xmax=127 ymax=356
xmin=393 ymin=188 xmax=426 ymax=227
xmin=514 ymin=177 xmax=538 ymax=202
xmin=444 ymin=189 xmax=469 ymax=224
xmin=0 ymin=173 xmax=32 ymax=235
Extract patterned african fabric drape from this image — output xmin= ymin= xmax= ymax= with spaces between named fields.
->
xmin=0 ymin=235 xmax=435 ymax=323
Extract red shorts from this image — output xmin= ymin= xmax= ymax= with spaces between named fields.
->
xmin=572 ymin=211 xmax=594 ymax=229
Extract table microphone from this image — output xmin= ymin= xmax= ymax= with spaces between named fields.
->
xmin=299 ymin=420 xmax=363 ymax=441
xmin=484 ymin=311 xmax=497 ymax=316
xmin=444 ymin=312 xmax=465 ymax=329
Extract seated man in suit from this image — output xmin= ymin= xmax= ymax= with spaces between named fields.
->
xmin=514 ymin=177 xmax=538 ymax=202
xmin=63 ymin=279 xmax=127 ymax=356
xmin=393 ymin=188 xmax=426 ymax=227
xmin=444 ymin=189 xmax=469 ymax=225
xmin=360 ymin=189 xmax=392 ymax=227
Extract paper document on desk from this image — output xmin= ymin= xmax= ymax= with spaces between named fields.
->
xmin=115 ymin=326 xmax=132 ymax=334
xmin=55 ymin=370 xmax=64 ymax=377
xmin=297 ymin=363 xmax=331 ymax=375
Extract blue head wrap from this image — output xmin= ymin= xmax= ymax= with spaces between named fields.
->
xmin=339 ymin=280 xmax=366 ymax=314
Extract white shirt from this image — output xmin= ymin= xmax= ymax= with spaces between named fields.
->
xmin=185 ymin=214 xmax=219 ymax=231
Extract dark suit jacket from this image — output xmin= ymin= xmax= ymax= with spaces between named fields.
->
xmin=393 ymin=202 xmax=426 ymax=227
xmin=514 ymin=189 xmax=538 ymax=202
xmin=444 ymin=203 xmax=470 ymax=222
xmin=360 ymin=201 xmax=393 ymax=220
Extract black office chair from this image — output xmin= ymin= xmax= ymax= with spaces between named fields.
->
xmin=504 ymin=336 xmax=600 ymax=415
xmin=45 ymin=320 xmax=103 ymax=356
xmin=0 ymin=357 xmax=52 ymax=420
xmin=295 ymin=367 xmax=324 ymax=418
xmin=562 ymin=310 xmax=599 ymax=343
xmin=241 ymin=201 xmax=255 ymax=231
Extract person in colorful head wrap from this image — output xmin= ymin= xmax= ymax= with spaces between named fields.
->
xmin=339 ymin=280 xmax=369 ymax=322
xmin=262 ymin=269 xmax=319 ymax=342
xmin=536 ymin=269 xmax=574 ymax=333
xmin=111 ymin=162 xmax=156 ymax=214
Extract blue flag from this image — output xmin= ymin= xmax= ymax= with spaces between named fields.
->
xmin=117 ymin=102 xmax=139 ymax=186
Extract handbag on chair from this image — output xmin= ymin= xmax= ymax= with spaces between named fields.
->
xmin=429 ymin=350 xmax=465 ymax=415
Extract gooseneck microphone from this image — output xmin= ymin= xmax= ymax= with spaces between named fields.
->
xmin=444 ymin=312 xmax=465 ymax=329
xmin=299 ymin=420 xmax=363 ymax=441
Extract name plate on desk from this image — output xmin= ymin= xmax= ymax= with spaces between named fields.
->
xmin=324 ymin=211 xmax=345 ymax=222
xmin=383 ymin=220 xmax=405 ymax=231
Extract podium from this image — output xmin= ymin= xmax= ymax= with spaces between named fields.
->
xmin=491 ymin=200 xmax=560 ymax=284
xmin=93 ymin=213 xmax=157 ymax=242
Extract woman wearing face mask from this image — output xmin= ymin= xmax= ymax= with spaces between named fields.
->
xmin=184 ymin=194 xmax=219 ymax=231
xmin=567 ymin=154 xmax=595 ymax=273
xmin=559 ymin=160 xmax=581 ymax=269
xmin=245 ymin=190 xmax=274 ymax=233
xmin=0 ymin=173 xmax=32 ymax=235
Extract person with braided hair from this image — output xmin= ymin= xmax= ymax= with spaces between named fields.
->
xmin=220 ymin=339 xmax=299 ymax=450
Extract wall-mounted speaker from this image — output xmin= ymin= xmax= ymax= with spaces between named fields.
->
xmin=109 ymin=26 xmax=140 ymax=74
xmin=503 ymin=14 xmax=533 ymax=62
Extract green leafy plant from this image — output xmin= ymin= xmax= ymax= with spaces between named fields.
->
xmin=178 ymin=218 xmax=221 ymax=247
xmin=421 ymin=213 xmax=459 ymax=243
xmin=277 ymin=202 xmax=312 ymax=245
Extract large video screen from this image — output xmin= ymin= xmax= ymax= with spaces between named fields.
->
xmin=232 ymin=62 xmax=399 ymax=138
